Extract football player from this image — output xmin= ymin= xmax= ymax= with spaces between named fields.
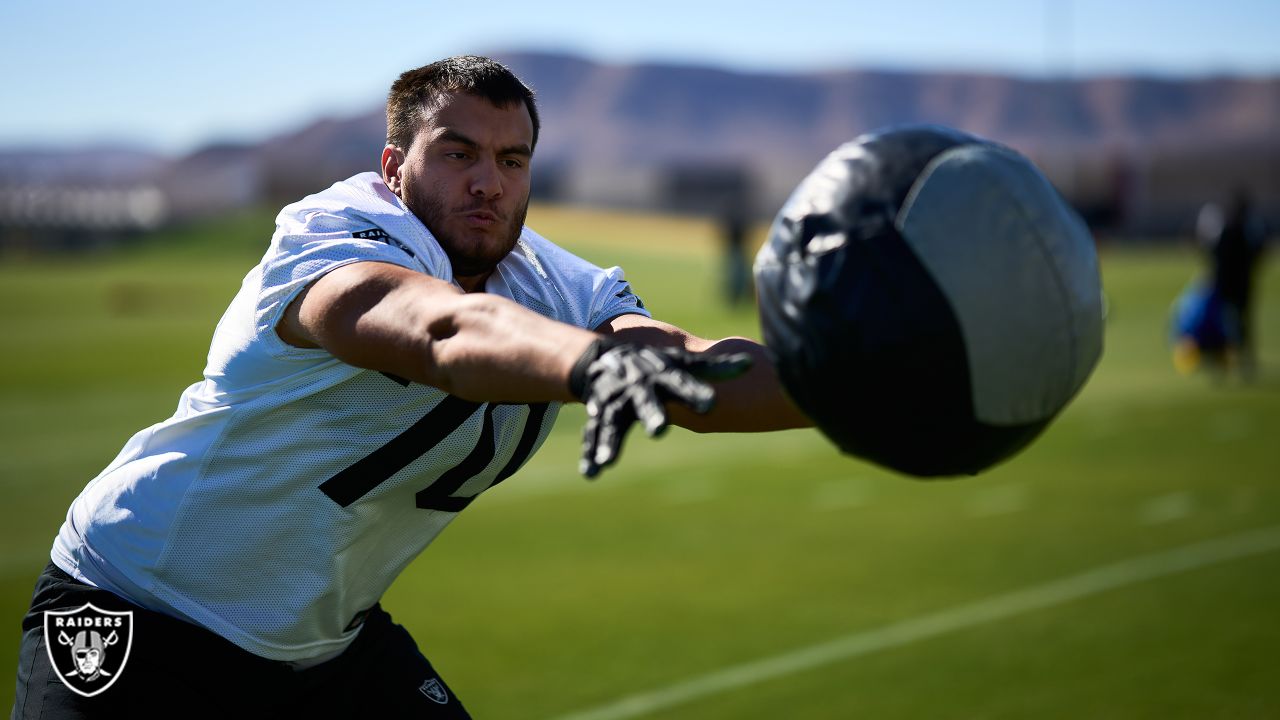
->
xmin=12 ymin=56 xmax=810 ymax=718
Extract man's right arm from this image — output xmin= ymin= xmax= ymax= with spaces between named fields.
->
xmin=277 ymin=261 xmax=598 ymax=403
xmin=279 ymin=260 xmax=762 ymax=477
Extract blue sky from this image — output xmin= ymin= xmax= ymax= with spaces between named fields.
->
xmin=2 ymin=0 xmax=1277 ymax=153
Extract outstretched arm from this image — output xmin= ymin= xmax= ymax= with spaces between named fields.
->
xmin=597 ymin=313 xmax=812 ymax=433
xmin=278 ymin=261 xmax=598 ymax=402
xmin=278 ymin=260 xmax=807 ymax=475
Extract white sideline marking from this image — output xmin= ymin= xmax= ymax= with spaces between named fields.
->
xmin=553 ymin=525 xmax=1280 ymax=720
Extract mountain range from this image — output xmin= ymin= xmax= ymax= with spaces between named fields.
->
xmin=3 ymin=51 xmax=1277 ymax=236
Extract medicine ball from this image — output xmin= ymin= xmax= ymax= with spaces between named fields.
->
xmin=754 ymin=125 xmax=1103 ymax=477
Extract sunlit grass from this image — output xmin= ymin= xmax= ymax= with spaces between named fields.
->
xmin=1 ymin=207 xmax=1277 ymax=718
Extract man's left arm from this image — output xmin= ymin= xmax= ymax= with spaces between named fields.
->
xmin=597 ymin=313 xmax=812 ymax=433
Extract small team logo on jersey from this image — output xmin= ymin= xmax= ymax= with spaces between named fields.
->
xmin=43 ymin=604 xmax=134 ymax=697
xmin=419 ymin=677 xmax=449 ymax=704
xmin=352 ymin=227 xmax=418 ymax=260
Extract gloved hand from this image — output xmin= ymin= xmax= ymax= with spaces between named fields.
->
xmin=569 ymin=338 xmax=753 ymax=477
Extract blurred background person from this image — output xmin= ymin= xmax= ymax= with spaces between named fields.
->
xmin=1187 ymin=189 xmax=1269 ymax=379
xmin=719 ymin=208 xmax=752 ymax=308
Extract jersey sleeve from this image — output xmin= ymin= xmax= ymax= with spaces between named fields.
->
xmin=586 ymin=265 xmax=650 ymax=330
xmin=254 ymin=229 xmax=435 ymax=354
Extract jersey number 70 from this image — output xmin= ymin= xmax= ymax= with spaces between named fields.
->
xmin=317 ymin=397 xmax=549 ymax=512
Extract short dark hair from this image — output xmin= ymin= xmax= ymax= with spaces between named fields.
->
xmin=386 ymin=56 xmax=540 ymax=152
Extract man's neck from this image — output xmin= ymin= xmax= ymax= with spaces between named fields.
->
xmin=454 ymin=272 xmax=491 ymax=293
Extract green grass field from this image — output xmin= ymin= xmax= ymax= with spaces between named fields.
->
xmin=2 ymin=206 xmax=1278 ymax=718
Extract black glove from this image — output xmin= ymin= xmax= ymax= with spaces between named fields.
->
xmin=569 ymin=338 xmax=753 ymax=478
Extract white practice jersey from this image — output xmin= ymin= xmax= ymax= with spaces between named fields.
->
xmin=52 ymin=172 xmax=649 ymax=662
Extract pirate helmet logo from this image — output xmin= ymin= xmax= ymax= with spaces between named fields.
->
xmin=419 ymin=677 xmax=449 ymax=704
xmin=43 ymin=603 xmax=134 ymax=697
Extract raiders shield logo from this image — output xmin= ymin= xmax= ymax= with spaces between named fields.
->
xmin=418 ymin=677 xmax=449 ymax=704
xmin=43 ymin=604 xmax=134 ymax=697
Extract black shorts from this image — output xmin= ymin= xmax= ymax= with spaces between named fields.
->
xmin=11 ymin=563 xmax=470 ymax=719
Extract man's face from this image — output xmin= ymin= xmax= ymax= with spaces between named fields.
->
xmin=389 ymin=92 xmax=533 ymax=281
xmin=75 ymin=648 xmax=101 ymax=675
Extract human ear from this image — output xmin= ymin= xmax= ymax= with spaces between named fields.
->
xmin=381 ymin=145 xmax=405 ymax=194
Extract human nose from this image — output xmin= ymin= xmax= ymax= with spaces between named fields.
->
xmin=469 ymin=159 xmax=503 ymax=199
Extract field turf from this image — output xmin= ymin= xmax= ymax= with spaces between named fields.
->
xmin=1 ymin=205 xmax=1278 ymax=718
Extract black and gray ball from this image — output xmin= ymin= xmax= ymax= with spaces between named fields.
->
xmin=754 ymin=125 xmax=1103 ymax=477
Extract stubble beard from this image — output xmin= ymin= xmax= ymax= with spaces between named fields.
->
xmin=411 ymin=191 xmax=529 ymax=278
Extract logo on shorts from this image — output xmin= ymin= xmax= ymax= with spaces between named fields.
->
xmin=43 ymin=603 xmax=134 ymax=697
xmin=419 ymin=677 xmax=449 ymax=704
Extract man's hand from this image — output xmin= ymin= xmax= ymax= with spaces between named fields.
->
xmin=570 ymin=339 xmax=753 ymax=477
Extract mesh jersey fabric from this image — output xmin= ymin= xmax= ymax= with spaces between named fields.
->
xmin=51 ymin=172 xmax=649 ymax=661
